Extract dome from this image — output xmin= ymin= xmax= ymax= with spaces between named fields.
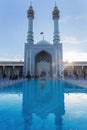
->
xmin=36 ymin=40 xmax=51 ymax=45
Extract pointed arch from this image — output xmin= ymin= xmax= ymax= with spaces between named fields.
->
xmin=35 ymin=51 xmax=52 ymax=77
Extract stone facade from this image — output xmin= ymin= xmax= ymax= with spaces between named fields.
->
xmin=24 ymin=40 xmax=62 ymax=77
xmin=64 ymin=62 xmax=87 ymax=78
xmin=0 ymin=61 xmax=23 ymax=78
xmin=0 ymin=61 xmax=87 ymax=79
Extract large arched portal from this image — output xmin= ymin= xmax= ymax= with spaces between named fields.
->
xmin=35 ymin=51 xmax=52 ymax=77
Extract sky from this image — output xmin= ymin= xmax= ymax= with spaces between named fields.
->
xmin=0 ymin=0 xmax=87 ymax=62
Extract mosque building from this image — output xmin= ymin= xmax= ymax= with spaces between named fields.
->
xmin=24 ymin=4 xmax=63 ymax=78
xmin=0 ymin=3 xmax=87 ymax=79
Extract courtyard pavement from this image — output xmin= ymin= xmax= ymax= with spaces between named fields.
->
xmin=0 ymin=77 xmax=87 ymax=89
xmin=0 ymin=78 xmax=27 ymax=87
xmin=64 ymin=77 xmax=87 ymax=88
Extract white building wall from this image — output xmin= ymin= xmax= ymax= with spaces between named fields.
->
xmin=24 ymin=41 xmax=63 ymax=78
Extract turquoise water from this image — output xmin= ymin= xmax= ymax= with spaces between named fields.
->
xmin=0 ymin=79 xmax=87 ymax=130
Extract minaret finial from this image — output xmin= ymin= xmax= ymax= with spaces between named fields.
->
xmin=55 ymin=1 xmax=56 ymax=7
xmin=30 ymin=1 xmax=32 ymax=6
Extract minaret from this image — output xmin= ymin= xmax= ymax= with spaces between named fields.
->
xmin=27 ymin=3 xmax=34 ymax=44
xmin=52 ymin=3 xmax=60 ymax=44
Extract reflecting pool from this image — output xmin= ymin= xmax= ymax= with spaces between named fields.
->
xmin=0 ymin=79 xmax=87 ymax=130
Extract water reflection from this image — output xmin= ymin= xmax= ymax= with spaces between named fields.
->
xmin=22 ymin=79 xmax=65 ymax=130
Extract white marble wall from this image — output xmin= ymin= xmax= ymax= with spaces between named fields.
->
xmin=24 ymin=41 xmax=63 ymax=77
